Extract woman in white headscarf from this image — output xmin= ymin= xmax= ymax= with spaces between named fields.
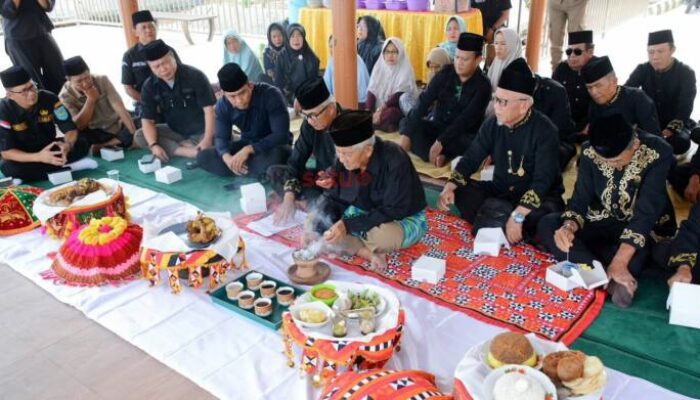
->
xmin=365 ymin=37 xmax=418 ymax=132
xmin=486 ymin=27 xmax=522 ymax=90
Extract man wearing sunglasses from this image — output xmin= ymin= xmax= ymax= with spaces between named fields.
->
xmin=538 ymin=114 xmax=675 ymax=308
xmin=267 ymin=78 xmax=340 ymax=225
xmin=583 ymin=56 xmax=660 ymax=138
xmin=552 ymin=30 xmax=596 ymax=139
xmin=439 ymin=60 xmax=563 ymax=246
xmin=625 ymin=30 xmax=696 ymax=156
xmin=0 ymin=65 xmax=89 ymax=182
xmin=197 ymin=63 xmax=291 ymax=179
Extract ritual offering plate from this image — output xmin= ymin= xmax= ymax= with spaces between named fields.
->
xmin=209 ymin=270 xmax=305 ymax=330
xmin=41 ymin=178 xmax=113 ymax=207
xmin=480 ymin=332 xmax=544 ymax=371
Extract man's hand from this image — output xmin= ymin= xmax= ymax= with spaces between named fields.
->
xmin=429 ymin=140 xmax=443 ymax=165
xmin=38 ymin=142 xmax=65 ymax=166
xmin=668 ymin=265 xmax=693 ymax=288
xmin=151 ymin=144 xmax=169 ymax=162
xmin=323 ymin=220 xmax=347 ymax=245
xmin=607 ymin=258 xmax=637 ymax=296
xmin=273 ymin=192 xmax=297 ymax=225
xmin=84 ymin=85 xmax=100 ymax=103
xmin=662 ymin=128 xmax=674 ymax=139
xmin=685 ymin=175 xmax=700 ymax=203
xmin=55 ymin=141 xmax=71 ymax=163
xmin=316 ymin=170 xmax=335 ymax=189
xmin=438 ymin=182 xmax=457 ymax=211
xmin=505 ymin=217 xmax=523 ymax=244
xmin=226 ymin=146 xmax=252 ymax=175
xmin=554 ymin=223 xmax=576 ymax=253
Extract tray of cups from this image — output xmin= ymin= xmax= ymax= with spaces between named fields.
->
xmin=208 ymin=270 xmax=305 ymax=330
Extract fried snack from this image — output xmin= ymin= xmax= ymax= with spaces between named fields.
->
xmin=487 ymin=332 xmax=537 ymax=368
xmin=542 ymin=350 xmax=586 ymax=382
xmin=563 ymin=356 xmax=606 ymax=395
xmin=542 ymin=351 xmax=567 ymax=381
xmin=186 ymin=212 xmax=221 ymax=244
xmin=47 ymin=178 xmax=104 ymax=206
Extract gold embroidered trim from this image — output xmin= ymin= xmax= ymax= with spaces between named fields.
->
xmin=666 ymin=119 xmax=684 ymax=134
xmin=283 ymin=179 xmax=302 ymax=194
xmin=511 ymin=108 xmax=533 ymax=130
xmin=583 ymin=144 xmax=660 ymax=222
xmin=562 ymin=211 xmax=585 ymax=228
xmin=449 ymin=170 xmax=468 ymax=186
xmin=620 ymin=228 xmax=646 ymax=247
xmin=669 ymin=253 xmax=697 ymax=268
xmin=605 ymin=86 xmax=622 ymax=106
xmin=519 ymin=189 xmax=541 ymax=209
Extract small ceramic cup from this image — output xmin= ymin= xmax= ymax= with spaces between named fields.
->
xmin=237 ymin=290 xmax=255 ymax=309
xmin=276 ymin=286 xmax=296 ymax=305
xmin=254 ymin=297 xmax=273 ymax=317
xmin=225 ymin=282 xmax=244 ymax=300
xmin=245 ymin=272 xmax=263 ymax=290
xmin=260 ymin=280 xmax=277 ymax=298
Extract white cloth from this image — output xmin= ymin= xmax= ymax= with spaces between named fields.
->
xmin=0 ymin=182 xmax=691 ymax=400
xmin=487 ymin=28 xmax=523 ymax=91
xmin=366 ymin=37 xmax=418 ymax=108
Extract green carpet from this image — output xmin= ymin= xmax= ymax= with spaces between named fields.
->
xmin=5 ymin=152 xmax=700 ymax=398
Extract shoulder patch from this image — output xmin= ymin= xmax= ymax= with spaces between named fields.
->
xmin=53 ymin=105 xmax=70 ymax=121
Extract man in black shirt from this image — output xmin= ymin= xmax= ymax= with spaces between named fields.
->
xmin=538 ymin=114 xmax=675 ymax=308
xmin=135 ymin=40 xmax=216 ymax=161
xmin=532 ymin=71 xmax=575 ymax=170
xmin=0 ymin=65 xmax=88 ymax=182
xmin=625 ymin=30 xmax=696 ymax=155
xmin=314 ymin=111 xmax=427 ymax=271
xmin=1 ymin=0 xmax=65 ymax=94
xmin=400 ymin=33 xmax=491 ymax=167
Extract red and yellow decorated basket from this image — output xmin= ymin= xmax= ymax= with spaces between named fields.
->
xmin=0 ymin=186 xmax=43 ymax=236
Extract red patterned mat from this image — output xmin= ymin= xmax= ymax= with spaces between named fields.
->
xmin=235 ymin=209 xmax=605 ymax=344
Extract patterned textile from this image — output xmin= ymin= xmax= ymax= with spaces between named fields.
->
xmin=0 ymin=186 xmax=43 ymax=236
xmin=319 ymin=369 xmax=450 ymax=400
xmin=343 ymin=206 xmax=428 ymax=248
xmin=236 ymin=209 xmax=606 ymax=344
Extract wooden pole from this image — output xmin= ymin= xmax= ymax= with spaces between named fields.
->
xmin=331 ymin=1 xmax=358 ymax=108
xmin=118 ymin=0 xmax=139 ymax=49
xmin=525 ymin=0 xmax=547 ymax=73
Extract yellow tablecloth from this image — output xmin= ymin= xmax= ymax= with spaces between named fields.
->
xmin=299 ymin=7 xmax=483 ymax=83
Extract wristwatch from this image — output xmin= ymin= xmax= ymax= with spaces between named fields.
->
xmin=510 ymin=211 xmax=525 ymax=224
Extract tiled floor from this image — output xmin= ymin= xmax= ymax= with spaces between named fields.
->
xmin=0 ymin=264 xmax=215 ymax=400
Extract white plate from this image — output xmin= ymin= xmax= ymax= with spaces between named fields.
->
xmin=289 ymin=301 xmax=334 ymax=329
xmin=40 ymin=179 xmax=115 ymax=207
xmin=478 ymin=337 xmax=545 ymax=371
xmin=332 ymin=288 xmax=387 ymax=319
xmin=483 ymin=365 xmax=558 ymax=400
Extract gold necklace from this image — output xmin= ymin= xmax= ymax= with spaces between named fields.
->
xmin=507 ymin=150 xmax=525 ymax=177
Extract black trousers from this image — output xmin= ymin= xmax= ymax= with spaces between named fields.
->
xmin=197 ymin=144 xmax=291 ymax=180
xmin=537 ymin=213 xmax=650 ymax=277
xmin=667 ymin=129 xmax=691 ymax=155
xmin=5 ymin=33 xmax=65 ymax=94
xmin=454 ymin=179 xmax=564 ymax=242
xmin=81 ymin=126 xmax=133 ymax=148
xmin=0 ymin=137 xmax=90 ymax=182
xmin=401 ymin=118 xmax=474 ymax=162
xmin=265 ymin=164 xmax=325 ymax=201
xmin=559 ymin=142 xmax=576 ymax=170
xmin=669 ymin=162 xmax=694 ymax=197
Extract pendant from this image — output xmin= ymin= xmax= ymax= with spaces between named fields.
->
xmin=517 ymin=167 xmax=525 ymax=177
xmin=508 ymin=168 xmax=513 ymax=174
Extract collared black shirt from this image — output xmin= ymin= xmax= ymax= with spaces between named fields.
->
xmin=533 ymin=74 xmax=574 ymax=142
xmin=214 ymin=83 xmax=291 ymax=157
xmin=562 ymin=132 xmax=674 ymax=250
xmin=450 ymin=109 xmax=563 ymax=210
xmin=552 ymin=58 xmax=596 ymax=132
xmin=320 ymin=137 xmax=426 ymax=235
xmin=282 ymin=105 xmax=340 ymax=194
xmin=588 ymin=86 xmax=660 ymax=136
xmin=406 ymin=66 xmax=491 ymax=145
xmin=0 ymin=0 xmax=54 ymax=39
xmin=141 ymin=63 xmax=216 ymax=138
xmin=669 ymin=201 xmax=700 ymax=270
xmin=625 ymin=59 xmax=697 ymax=133
xmin=121 ymin=43 xmax=181 ymax=93
xmin=0 ymin=90 xmax=76 ymax=152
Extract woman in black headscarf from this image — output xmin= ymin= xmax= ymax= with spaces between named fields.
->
xmin=263 ymin=22 xmax=288 ymax=83
xmin=357 ymin=15 xmax=386 ymax=76
xmin=274 ymin=23 xmax=320 ymax=106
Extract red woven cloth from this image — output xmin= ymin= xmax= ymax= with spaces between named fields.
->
xmin=235 ymin=208 xmax=605 ymax=344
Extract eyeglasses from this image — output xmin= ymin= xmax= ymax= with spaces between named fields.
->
xmin=7 ymin=82 xmax=38 ymax=96
xmin=565 ymin=48 xmax=584 ymax=57
xmin=383 ymin=50 xmax=399 ymax=55
xmin=492 ymin=95 xmax=528 ymax=107
xmin=301 ymin=103 xmax=331 ymax=121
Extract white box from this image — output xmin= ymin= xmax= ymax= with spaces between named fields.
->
xmin=155 ymin=166 xmax=182 ymax=184
xmin=48 ymin=168 xmax=73 ymax=185
xmin=667 ymin=283 xmax=700 ymax=329
xmin=100 ymin=146 xmax=124 ymax=161
xmin=411 ymin=256 xmax=446 ymax=284
xmin=138 ymin=157 xmax=162 ymax=174
xmin=473 ymin=228 xmax=510 ymax=256
xmin=546 ymin=260 xmax=609 ymax=292
xmin=480 ymin=165 xmax=494 ymax=181
xmin=239 ymin=182 xmax=267 ymax=214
